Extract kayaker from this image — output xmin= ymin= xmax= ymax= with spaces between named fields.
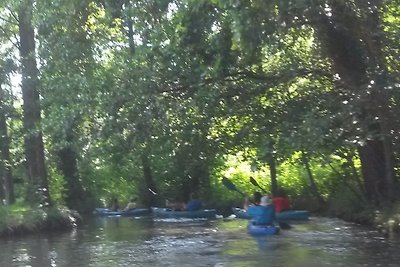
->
xmin=166 ymin=197 xmax=184 ymax=211
xmin=272 ymin=187 xmax=291 ymax=213
xmin=124 ymin=197 xmax=138 ymax=211
xmin=110 ymin=197 xmax=120 ymax=211
xmin=243 ymin=191 xmax=262 ymax=209
xmin=246 ymin=195 xmax=276 ymax=226
xmin=183 ymin=192 xmax=202 ymax=211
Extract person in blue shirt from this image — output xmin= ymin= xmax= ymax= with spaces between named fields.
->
xmin=183 ymin=192 xmax=202 ymax=211
xmin=246 ymin=195 xmax=276 ymax=225
xmin=244 ymin=191 xmax=262 ymax=209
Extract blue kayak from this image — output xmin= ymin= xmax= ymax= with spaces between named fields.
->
xmin=151 ymin=207 xmax=217 ymax=219
xmin=247 ymin=223 xmax=280 ymax=236
xmin=95 ymin=208 xmax=150 ymax=217
xmin=232 ymin=207 xmax=309 ymax=221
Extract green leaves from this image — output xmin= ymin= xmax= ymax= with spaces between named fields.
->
xmin=1 ymin=0 xmax=398 ymax=209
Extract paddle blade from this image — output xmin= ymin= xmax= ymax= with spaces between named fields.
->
xmin=222 ymin=177 xmax=237 ymax=191
xmin=222 ymin=177 xmax=246 ymax=196
xmin=249 ymin=176 xmax=259 ymax=187
xmin=250 ymin=176 xmax=267 ymax=193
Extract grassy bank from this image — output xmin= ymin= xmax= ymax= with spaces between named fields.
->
xmin=0 ymin=204 xmax=81 ymax=237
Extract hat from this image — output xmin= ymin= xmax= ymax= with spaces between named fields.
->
xmin=260 ymin=196 xmax=272 ymax=206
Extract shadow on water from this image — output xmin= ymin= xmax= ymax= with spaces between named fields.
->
xmin=1 ymin=215 xmax=400 ymax=266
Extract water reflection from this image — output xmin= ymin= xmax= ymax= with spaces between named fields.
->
xmin=1 ymin=216 xmax=400 ymax=266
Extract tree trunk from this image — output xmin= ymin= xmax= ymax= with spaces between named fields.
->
xmin=141 ymin=154 xmax=157 ymax=207
xmin=58 ymin=146 xmax=85 ymax=211
xmin=186 ymin=160 xmax=209 ymax=200
xmin=360 ymin=1 xmax=397 ymax=202
xmin=342 ymin=151 xmax=365 ymax=196
xmin=301 ymin=152 xmax=325 ymax=204
xmin=123 ymin=5 xmax=158 ymax=207
xmin=322 ymin=153 xmax=364 ymax=201
xmin=57 ymin=126 xmax=85 ymax=211
xmin=0 ymin=89 xmax=15 ymax=204
xmin=0 ymin=88 xmax=6 ymax=203
xmin=267 ymin=156 xmax=278 ymax=196
xmin=19 ymin=0 xmax=51 ymax=206
xmin=0 ymin=167 xmax=4 ymax=204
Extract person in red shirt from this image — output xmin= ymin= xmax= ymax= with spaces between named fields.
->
xmin=272 ymin=187 xmax=291 ymax=213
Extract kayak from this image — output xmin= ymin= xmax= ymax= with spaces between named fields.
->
xmin=95 ymin=208 xmax=150 ymax=217
xmin=232 ymin=207 xmax=252 ymax=219
xmin=151 ymin=207 xmax=217 ymax=219
xmin=247 ymin=223 xmax=280 ymax=235
xmin=276 ymin=209 xmax=310 ymax=220
xmin=232 ymin=207 xmax=309 ymax=221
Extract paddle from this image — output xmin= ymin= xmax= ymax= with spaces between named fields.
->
xmin=222 ymin=177 xmax=246 ymax=197
xmin=222 ymin=177 xmax=291 ymax=229
xmin=247 ymin=178 xmax=292 ymax=230
xmin=148 ymin=188 xmax=158 ymax=195
xmin=250 ymin=176 xmax=267 ymax=193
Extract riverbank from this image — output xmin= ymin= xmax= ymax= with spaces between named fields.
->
xmin=0 ymin=205 xmax=81 ymax=237
xmin=2 ymin=201 xmax=400 ymax=239
xmin=374 ymin=204 xmax=400 ymax=237
xmin=324 ymin=198 xmax=400 ymax=237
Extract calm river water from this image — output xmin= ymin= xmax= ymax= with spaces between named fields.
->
xmin=1 ymin=215 xmax=400 ymax=267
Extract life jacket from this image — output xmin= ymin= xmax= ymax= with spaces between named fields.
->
xmin=247 ymin=205 xmax=275 ymax=225
xmin=272 ymin=197 xmax=290 ymax=213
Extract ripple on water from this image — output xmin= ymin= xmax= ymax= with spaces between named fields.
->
xmin=2 ymin=216 xmax=400 ymax=267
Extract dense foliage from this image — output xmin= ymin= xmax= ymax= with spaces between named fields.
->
xmin=0 ymin=0 xmax=399 ymax=221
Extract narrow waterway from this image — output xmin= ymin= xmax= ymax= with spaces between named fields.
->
xmin=1 ymin=215 xmax=399 ymax=267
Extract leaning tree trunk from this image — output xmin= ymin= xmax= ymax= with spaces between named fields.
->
xmin=301 ymin=152 xmax=325 ymax=205
xmin=311 ymin=1 xmax=396 ymax=204
xmin=19 ymin=0 xmax=51 ymax=206
xmin=343 ymin=150 xmax=366 ymax=197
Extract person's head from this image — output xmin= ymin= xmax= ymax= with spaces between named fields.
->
xmin=253 ymin=191 xmax=262 ymax=204
xmin=190 ymin=192 xmax=198 ymax=199
xmin=276 ymin=187 xmax=287 ymax=197
xmin=260 ymin=195 xmax=272 ymax=207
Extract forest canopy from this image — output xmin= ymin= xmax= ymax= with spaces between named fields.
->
xmin=0 ymin=0 xmax=399 ymax=218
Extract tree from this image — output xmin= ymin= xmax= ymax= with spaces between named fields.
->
xmin=306 ymin=1 xmax=397 ymax=203
xmin=18 ymin=0 xmax=51 ymax=206
xmin=201 ymin=0 xmax=399 ymax=205
xmin=39 ymin=0 xmax=90 ymax=211
xmin=0 ymin=60 xmax=15 ymax=204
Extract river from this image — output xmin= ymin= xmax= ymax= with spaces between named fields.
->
xmin=1 ymin=215 xmax=399 ymax=267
